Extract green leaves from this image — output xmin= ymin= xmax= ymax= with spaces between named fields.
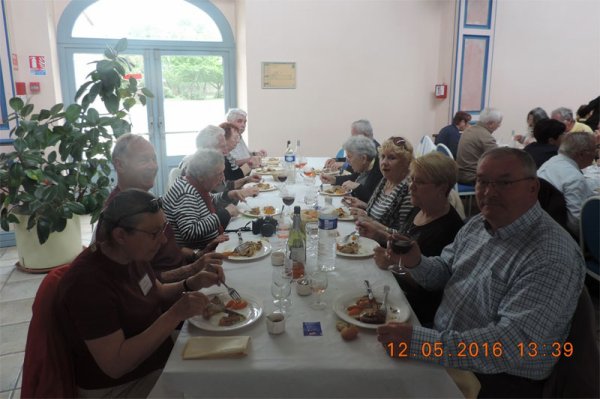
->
xmin=1 ymin=37 xmax=153 ymax=244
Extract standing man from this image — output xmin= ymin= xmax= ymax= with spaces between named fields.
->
xmin=378 ymin=148 xmax=585 ymax=397
xmin=106 ymin=134 xmax=226 ymax=283
xmin=434 ymin=111 xmax=472 ymax=158
xmin=226 ymin=108 xmax=266 ymax=167
xmin=456 ymin=108 xmax=501 ymax=184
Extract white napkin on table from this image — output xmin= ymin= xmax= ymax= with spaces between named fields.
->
xmin=182 ymin=336 xmax=251 ymax=360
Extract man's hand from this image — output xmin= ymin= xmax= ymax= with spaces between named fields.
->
xmin=324 ymin=159 xmax=343 ymax=170
xmin=170 ymin=291 xmax=210 ymax=321
xmin=376 ymin=322 xmax=413 ymax=357
xmin=192 ymin=252 xmax=226 ymax=274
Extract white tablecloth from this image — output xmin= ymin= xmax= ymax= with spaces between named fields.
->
xmin=150 ymin=158 xmax=463 ymax=398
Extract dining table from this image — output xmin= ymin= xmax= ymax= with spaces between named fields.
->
xmin=149 ymin=157 xmax=465 ymax=398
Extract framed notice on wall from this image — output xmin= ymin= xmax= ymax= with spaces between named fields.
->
xmin=262 ymin=62 xmax=296 ymax=89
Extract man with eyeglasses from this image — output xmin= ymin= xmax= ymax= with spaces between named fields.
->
xmin=377 ymin=147 xmax=585 ymax=397
xmin=456 ymin=108 xmax=502 ymax=185
xmin=537 ymin=131 xmax=597 ymax=235
xmin=103 ymin=134 xmax=226 ymax=283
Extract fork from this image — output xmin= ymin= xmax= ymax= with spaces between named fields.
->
xmin=222 ymin=280 xmax=242 ymax=301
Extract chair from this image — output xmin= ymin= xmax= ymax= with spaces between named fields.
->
xmin=436 ymin=143 xmax=454 ymax=160
xmin=542 ymin=286 xmax=600 ymax=398
xmin=22 ymin=264 xmax=76 ymax=398
xmin=457 ymin=183 xmax=476 ymax=218
xmin=538 ymin=178 xmax=569 ymax=233
xmin=416 ymin=135 xmax=436 ymax=157
xmin=335 ymin=148 xmax=345 ymax=160
xmin=579 ymin=196 xmax=600 ymax=281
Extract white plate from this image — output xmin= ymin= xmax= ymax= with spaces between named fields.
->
xmin=336 ymin=206 xmax=353 ymax=221
xmin=336 ymin=236 xmax=379 ymax=258
xmin=188 ymin=293 xmax=263 ymax=332
xmin=319 ymin=185 xmax=351 ymax=196
xmin=245 ymin=182 xmax=278 ymax=192
xmin=218 ymin=240 xmax=272 ymax=261
xmin=240 ymin=206 xmax=281 ymax=218
xmin=333 ymin=291 xmax=410 ymax=329
xmin=254 ymin=167 xmax=283 ymax=175
xmin=264 ymin=158 xmax=281 ymax=165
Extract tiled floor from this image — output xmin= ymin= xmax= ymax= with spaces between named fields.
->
xmin=0 ymin=216 xmax=94 ymax=399
xmin=0 ymin=216 xmax=598 ymax=399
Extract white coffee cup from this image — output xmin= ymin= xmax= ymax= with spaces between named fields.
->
xmin=266 ymin=312 xmax=286 ymax=334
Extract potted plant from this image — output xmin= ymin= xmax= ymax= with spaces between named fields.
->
xmin=0 ymin=38 xmax=152 ymax=270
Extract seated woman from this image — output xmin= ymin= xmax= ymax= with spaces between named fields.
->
xmin=357 ymin=152 xmax=464 ymax=326
xmin=344 ymin=136 xmax=414 ymax=231
xmin=219 ymin=122 xmax=254 ymax=180
xmin=164 ymin=148 xmax=251 ymax=249
xmin=58 ymin=189 xmax=224 ymax=398
xmin=321 ymin=135 xmax=383 ymax=203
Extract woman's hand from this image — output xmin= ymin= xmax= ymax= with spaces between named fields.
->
xmin=225 ymin=203 xmax=240 ymax=217
xmin=355 ymin=217 xmax=387 ymax=241
xmin=170 ymin=291 xmax=210 ymax=321
xmin=192 ymin=252 xmax=226 ymax=274
xmin=342 ymin=196 xmax=366 ymax=209
xmin=229 ymin=187 xmax=258 ymax=202
xmin=342 ymin=181 xmax=359 ymax=191
xmin=373 ymin=246 xmax=393 ymax=270
xmin=386 ymin=232 xmax=422 ymax=269
xmin=320 ymin=174 xmax=336 ymax=184
xmin=349 ymin=207 xmax=368 ymax=218
xmin=324 ymin=159 xmax=343 ymax=170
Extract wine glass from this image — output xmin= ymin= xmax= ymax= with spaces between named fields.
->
xmin=295 ymin=156 xmax=307 ymax=170
xmin=271 ymin=268 xmax=292 ymax=313
xmin=309 ymin=270 xmax=328 ymax=310
xmin=275 ymin=172 xmax=288 ymax=190
xmin=280 ymin=187 xmax=295 ymax=217
xmin=387 ymin=230 xmax=416 ymax=276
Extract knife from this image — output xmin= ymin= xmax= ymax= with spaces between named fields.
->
xmin=207 ymin=303 xmax=247 ymax=319
xmin=364 ymin=280 xmax=375 ymax=303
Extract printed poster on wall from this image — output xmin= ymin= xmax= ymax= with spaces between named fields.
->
xmin=29 ymin=55 xmax=46 ymax=76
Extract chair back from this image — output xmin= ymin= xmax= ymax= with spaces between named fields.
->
xmin=22 ymin=264 xmax=76 ymax=398
xmin=580 ymin=196 xmax=600 ymax=261
xmin=436 ymin=143 xmax=454 ymax=160
xmin=538 ymin=178 xmax=569 ymax=232
xmin=416 ymin=135 xmax=436 ymax=157
xmin=335 ymin=148 xmax=345 ymax=159
xmin=542 ymin=286 xmax=600 ymax=398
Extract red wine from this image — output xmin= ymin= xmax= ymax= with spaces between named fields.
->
xmin=282 ymin=196 xmax=295 ymax=206
xmin=277 ymin=175 xmax=288 ymax=183
xmin=391 ymin=239 xmax=412 ymax=254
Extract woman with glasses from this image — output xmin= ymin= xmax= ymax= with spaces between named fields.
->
xmin=163 ymin=148 xmax=250 ymax=250
xmin=344 ymin=136 xmax=414 ymax=231
xmin=58 ymin=189 xmax=224 ymax=397
xmin=320 ymin=135 xmax=383 ymax=203
xmin=357 ymin=152 xmax=464 ymax=325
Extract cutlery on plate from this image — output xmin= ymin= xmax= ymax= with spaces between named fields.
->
xmin=380 ymin=285 xmax=390 ymax=317
xmin=222 ymin=281 xmax=243 ymax=302
xmin=364 ymin=280 xmax=374 ymax=303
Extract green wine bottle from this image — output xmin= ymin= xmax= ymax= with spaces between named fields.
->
xmin=288 ymin=206 xmax=306 ymax=267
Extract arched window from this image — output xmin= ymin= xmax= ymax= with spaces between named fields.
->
xmin=57 ymin=0 xmax=236 ymax=194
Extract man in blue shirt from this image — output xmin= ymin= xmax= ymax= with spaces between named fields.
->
xmin=378 ymin=148 xmax=585 ymax=397
xmin=434 ymin=111 xmax=472 ymax=158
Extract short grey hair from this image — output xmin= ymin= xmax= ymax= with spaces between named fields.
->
xmin=186 ymin=148 xmax=224 ymax=181
xmin=112 ymin=133 xmax=147 ymax=165
xmin=551 ymin=107 xmax=574 ymax=123
xmin=351 ymin=119 xmax=373 ymax=138
xmin=479 ymin=147 xmax=537 ymax=178
xmin=343 ymin=135 xmax=377 ymax=160
xmin=559 ymin=132 xmax=596 ymax=158
xmin=195 ymin=125 xmax=225 ymax=150
xmin=479 ymin=108 xmax=503 ymax=124
xmin=226 ymin=108 xmax=247 ymax=122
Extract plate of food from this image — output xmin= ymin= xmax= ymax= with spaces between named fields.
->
xmin=336 ymin=206 xmax=353 ymax=221
xmin=336 ymin=236 xmax=379 ymax=258
xmin=264 ymin=157 xmax=281 ymax=165
xmin=300 ymin=208 xmax=319 ymax=222
xmin=188 ymin=293 xmax=263 ymax=332
xmin=333 ymin=291 xmax=410 ymax=329
xmin=246 ymin=182 xmax=277 ymax=192
xmin=254 ymin=166 xmax=283 ymax=175
xmin=319 ymin=185 xmax=351 ymax=196
xmin=319 ymin=168 xmax=351 ymax=178
xmin=219 ymin=240 xmax=272 ymax=261
xmin=241 ymin=205 xmax=280 ymax=218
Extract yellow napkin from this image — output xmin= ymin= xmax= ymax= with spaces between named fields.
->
xmin=182 ymin=336 xmax=251 ymax=360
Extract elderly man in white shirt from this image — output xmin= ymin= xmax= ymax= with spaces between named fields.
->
xmin=537 ymin=131 xmax=597 ymax=234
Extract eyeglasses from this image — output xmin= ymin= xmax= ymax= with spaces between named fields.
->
xmin=475 ymin=177 xmax=534 ymax=190
xmin=112 ymin=197 xmax=163 ymax=227
xmin=389 ymin=136 xmax=407 ymax=149
xmin=125 ymin=221 xmax=169 ymax=240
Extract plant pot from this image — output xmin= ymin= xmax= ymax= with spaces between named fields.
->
xmin=14 ymin=214 xmax=83 ymax=273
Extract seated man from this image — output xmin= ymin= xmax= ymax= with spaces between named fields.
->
xmin=434 ymin=111 xmax=472 ymax=158
xmin=551 ymin=106 xmax=594 ymax=133
xmin=226 ymin=108 xmax=265 ymax=167
xmin=523 ymin=118 xmax=566 ymax=168
xmin=377 ymin=148 xmax=585 ymax=398
xmin=105 ymin=134 xmax=226 ymax=282
xmin=456 ymin=108 xmax=501 ymax=184
xmin=537 ymin=131 xmax=596 ymax=235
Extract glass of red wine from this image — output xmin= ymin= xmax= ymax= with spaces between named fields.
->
xmin=276 ymin=172 xmax=288 ymax=190
xmin=387 ymin=230 xmax=416 ymax=276
xmin=280 ymin=187 xmax=295 ymax=217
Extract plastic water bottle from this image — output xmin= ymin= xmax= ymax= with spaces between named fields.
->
xmin=317 ymin=196 xmax=337 ymax=272
xmin=284 ymin=140 xmax=296 ymax=183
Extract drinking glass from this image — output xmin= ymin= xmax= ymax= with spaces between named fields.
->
xmin=387 ymin=230 xmax=417 ymax=277
xmin=275 ymin=172 xmax=288 ymax=190
xmin=309 ymin=270 xmax=328 ymax=310
xmin=305 ymin=222 xmax=319 ymax=269
xmin=271 ymin=268 xmax=292 ymax=313
xmin=303 ymin=186 xmax=318 ymax=208
xmin=280 ymin=187 xmax=295 ymax=217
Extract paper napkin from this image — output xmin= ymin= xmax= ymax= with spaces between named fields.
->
xmin=182 ymin=336 xmax=251 ymax=360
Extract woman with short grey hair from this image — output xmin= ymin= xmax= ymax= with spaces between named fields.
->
xmin=163 ymin=148 xmax=250 ymax=250
xmin=321 ymin=135 xmax=383 ymax=202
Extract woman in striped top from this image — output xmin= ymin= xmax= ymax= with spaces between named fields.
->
xmin=163 ymin=149 xmax=250 ymax=250
xmin=345 ymin=136 xmax=414 ymax=231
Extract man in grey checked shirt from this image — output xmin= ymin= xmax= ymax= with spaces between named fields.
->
xmin=377 ymin=147 xmax=585 ymax=397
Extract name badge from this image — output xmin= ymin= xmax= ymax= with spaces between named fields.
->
xmin=139 ymin=273 xmax=152 ymax=296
